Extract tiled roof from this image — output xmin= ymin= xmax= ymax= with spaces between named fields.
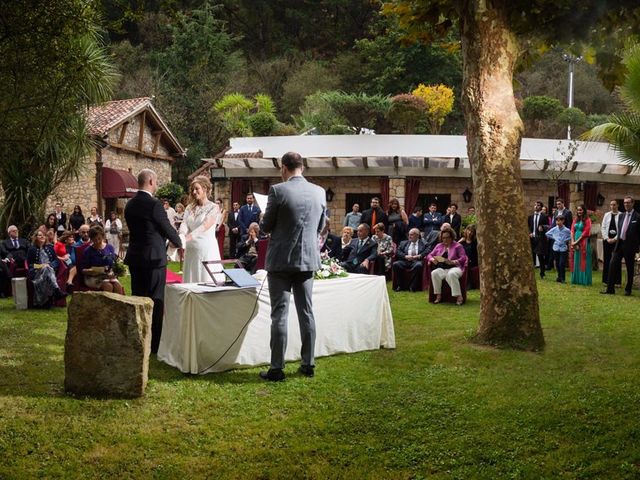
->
xmin=87 ymin=97 xmax=151 ymax=136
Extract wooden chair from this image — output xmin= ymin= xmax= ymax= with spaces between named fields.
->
xmin=426 ymin=264 xmax=468 ymax=304
xmin=72 ymin=243 xmax=93 ymax=292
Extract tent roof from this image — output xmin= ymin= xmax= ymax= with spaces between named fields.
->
xmin=199 ymin=135 xmax=639 ymax=184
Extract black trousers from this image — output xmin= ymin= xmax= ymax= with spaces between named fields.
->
xmin=392 ymin=260 xmax=424 ymax=290
xmin=129 ymin=265 xmax=167 ymax=353
xmin=602 ymin=240 xmax=621 ymax=285
xmin=607 ymin=245 xmax=636 ymax=294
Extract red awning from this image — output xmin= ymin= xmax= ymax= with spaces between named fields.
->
xmin=101 ymin=167 xmax=138 ymax=198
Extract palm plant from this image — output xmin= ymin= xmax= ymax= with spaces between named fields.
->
xmin=583 ymin=43 xmax=640 ymax=169
xmin=0 ymin=3 xmax=118 ymax=232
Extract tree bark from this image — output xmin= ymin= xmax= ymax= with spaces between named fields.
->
xmin=460 ymin=1 xmax=545 ymax=350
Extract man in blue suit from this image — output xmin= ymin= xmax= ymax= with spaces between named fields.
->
xmin=423 ymin=203 xmax=443 ymax=235
xmin=238 ymin=193 xmax=261 ymax=235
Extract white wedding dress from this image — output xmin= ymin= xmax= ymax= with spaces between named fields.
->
xmin=180 ymin=200 xmax=223 ymax=283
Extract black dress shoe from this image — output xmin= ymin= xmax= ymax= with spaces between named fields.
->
xmin=259 ymin=369 xmax=285 ymax=382
xmin=53 ymin=288 xmax=68 ymax=300
xmin=624 ymin=291 xmax=631 ymax=296
xmin=298 ymin=365 xmax=315 ymax=377
xmin=600 ymin=291 xmax=614 ymax=295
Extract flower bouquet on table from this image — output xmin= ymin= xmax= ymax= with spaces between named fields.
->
xmin=314 ymin=253 xmax=348 ymax=280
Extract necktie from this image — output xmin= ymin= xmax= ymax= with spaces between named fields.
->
xmin=371 ymin=210 xmax=377 ymax=228
xmin=621 ymin=212 xmax=631 ymax=240
xmin=13 ymin=239 xmax=18 ymax=248
xmin=358 ymin=240 xmax=363 ymax=252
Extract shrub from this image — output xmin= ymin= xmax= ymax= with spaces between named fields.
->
xmin=557 ymin=107 xmax=587 ymax=127
xmin=156 ymin=183 xmax=185 ymax=206
xmin=522 ymin=96 xmax=564 ymax=121
xmin=412 ymin=83 xmax=455 ymax=134
xmin=387 ymin=94 xmax=427 ymax=134
xmin=248 ymin=111 xmax=277 ymax=136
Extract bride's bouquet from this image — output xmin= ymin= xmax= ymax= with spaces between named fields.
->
xmin=315 ymin=253 xmax=348 ymax=280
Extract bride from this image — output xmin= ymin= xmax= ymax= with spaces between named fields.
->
xmin=179 ymin=175 xmax=223 ymax=283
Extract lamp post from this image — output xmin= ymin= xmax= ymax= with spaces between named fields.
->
xmin=562 ymin=53 xmax=582 ymax=140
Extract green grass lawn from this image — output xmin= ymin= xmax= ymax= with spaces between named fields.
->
xmin=1 ymin=268 xmax=639 ymax=479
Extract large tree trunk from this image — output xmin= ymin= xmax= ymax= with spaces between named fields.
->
xmin=460 ymin=2 xmax=545 ymax=350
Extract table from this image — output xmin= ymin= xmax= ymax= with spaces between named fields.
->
xmin=158 ymin=273 xmax=395 ymax=374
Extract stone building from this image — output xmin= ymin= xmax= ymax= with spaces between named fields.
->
xmin=192 ymin=135 xmax=640 ymax=237
xmin=46 ymin=97 xmax=185 ymax=221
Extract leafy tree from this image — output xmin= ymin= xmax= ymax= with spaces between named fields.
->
xmin=384 ymin=0 xmax=640 ymax=351
xmin=584 ymin=43 xmax=640 ymax=168
xmin=0 ymin=0 xmax=117 ymax=232
xmin=296 ymin=92 xmax=350 ymax=134
xmin=156 ymin=182 xmax=185 ymax=206
xmin=281 ymin=61 xmax=342 ymax=120
xmin=248 ymin=112 xmax=278 ymax=136
xmin=387 ymin=94 xmax=428 ymax=134
xmin=412 ymin=83 xmax=455 ymax=134
xmin=522 ymin=96 xmax=564 ymax=137
xmin=557 ymin=107 xmax=588 ymax=135
xmin=321 ymin=91 xmax=391 ymax=133
xmin=213 ymin=93 xmax=278 ymax=137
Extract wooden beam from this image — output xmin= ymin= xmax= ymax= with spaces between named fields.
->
xmin=598 ymin=164 xmax=607 ymax=174
xmin=331 ymin=156 xmax=339 ymax=168
xmin=243 ymin=158 xmax=252 ymax=169
xmin=108 ymin=142 xmax=174 ymax=162
xmin=138 ymin=111 xmax=146 ymax=152
xmin=271 ymin=158 xmax=279 ymax=169
xmin=423 ymin=157 xmax=429 ymax=169
xmin=570 ymin=161 xmax=579 ymax=172
xmin=152 ymin=132 xmax=161 ymax=154
xmin=625 ymin=165 xmax=633 ymax=176
xmin=362 ymin=157 xmax=368 ymax=168
xmin=393 ymin=156 xmax=399 ymax=168
xmin=303 ymin=157 xmax=309 ymax=169
xmin=454 ymin=157 xmax=460 ymax=169
xmin=542 ymin=159 xmax=550 ymax=171
xmin=118 ymin=122 xmax=129 ymax=144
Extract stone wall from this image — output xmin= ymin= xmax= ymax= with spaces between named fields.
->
xmin=45 ymin=115 xmax=173 ymax=223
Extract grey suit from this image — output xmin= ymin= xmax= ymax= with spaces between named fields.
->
xmin=260 ymin=176 xmax=326 ymax=370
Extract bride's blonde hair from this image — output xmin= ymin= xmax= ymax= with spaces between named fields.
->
xmin=188 ymin=175 xmax=212 ymax=209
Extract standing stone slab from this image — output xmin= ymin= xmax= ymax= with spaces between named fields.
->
xmin=65 ymin=292 xmax=154 ymax=398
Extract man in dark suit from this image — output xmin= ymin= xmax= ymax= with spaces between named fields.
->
xmin=50 ymin=203 xmax=68 ymax=235
xmin=445 ymin=203 xmax=462 ymax=238
xmin=604 ymin=195 xmax=640 ymax=296
xmin=124 ymin=169 xmax=182 ymax=353
xmin=423 ymin=203 xmax=443 ymax=235
xmin=392 ymin=228 xmax=428 ymax=291
xmin=341 ymin=223 xmax=377 ymax=274
xmin=259 ymin=152 xmax=326 ymax=381
xmin=0 ymin=225 xmax=29 ymax=296
xmin=360 ymin=197 xmax=388 ymax=231
xmin=528 ymin=201 xmax=549 ymax=279
xmin=236 ymin=222 xmax=265 ymax=274
xmin=227 ymin=201 xmax=241 ymax=258
xmin=238 ymin=193 xmax=261 ymax=235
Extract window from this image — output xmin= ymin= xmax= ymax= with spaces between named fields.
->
xmin=415 ymin=194 xmax=451 ymax=214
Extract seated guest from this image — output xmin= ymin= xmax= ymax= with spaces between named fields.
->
xmin=427 ymin=227 xmax=468 ymax=305
xmin=341 ymin=223 xmax=377 ymax=274
xmin=46 ymin=228 xmax=57 ymax=245
xmin=1 ymin=225 xmax=29 ymax=265
xmin=392 ymin=227 xmax=428 ymax=291
xmin=237 ymin=222 xmax=263 ymax=274
xmin=54 ymin=231 xmax=78 ymax=292
xmin=386 ymin=198 xmax=409 ymax=245
xmin=372 ymin=222 xmax=394 ymax=275
xmin=45 ymin=213 xmax=57 ymax=233
xmin=26 ymin=230 xmax=67 ymax=307
xmin=408 ymin=206 xmax=424 ymax=232
xmin=80 ymin=225 xmax=124 ymax=294
xmin=459 ymin=224 xmax=478 ymax=269
xmin=340 ymin=226 xmax=354 ymax=260
xmin=319 ymin=219 xmax=342 ymax=260
xmin=73 ymin=224 xmax=91 ymax=247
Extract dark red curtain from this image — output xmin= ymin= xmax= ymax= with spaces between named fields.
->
xmin=557 ymin=181 xmax=570 ymax=207
xmin=262 ymin=179 xmax=271 ymax=194
xmin=231 ymin=179 xmax=244 ymax=204
xmin=380 ymin=177 xmax=390 ymax=208
xmin=584 ymin=182 xmax=598 ymax=211
xmin=404 ymin=177 xmax=421 ymax=213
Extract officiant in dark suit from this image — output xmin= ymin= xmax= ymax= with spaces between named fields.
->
xmin=259 ymin=152 xmax=326 ymax=381
xmin=124 ymin=169 xmax=182 ymax=353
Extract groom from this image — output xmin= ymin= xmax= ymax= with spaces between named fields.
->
xmin=259 ymin=151 xmax=326 ymax=381
xmin=125 ymin=169 xmax=182 ymax=354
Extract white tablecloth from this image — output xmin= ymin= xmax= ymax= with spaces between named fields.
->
xmin=158 ymin=273 xmax=395 ymax=374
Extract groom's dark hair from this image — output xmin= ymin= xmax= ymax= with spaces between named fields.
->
xmin=281 ymin=151 xmax=303 ymax=171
